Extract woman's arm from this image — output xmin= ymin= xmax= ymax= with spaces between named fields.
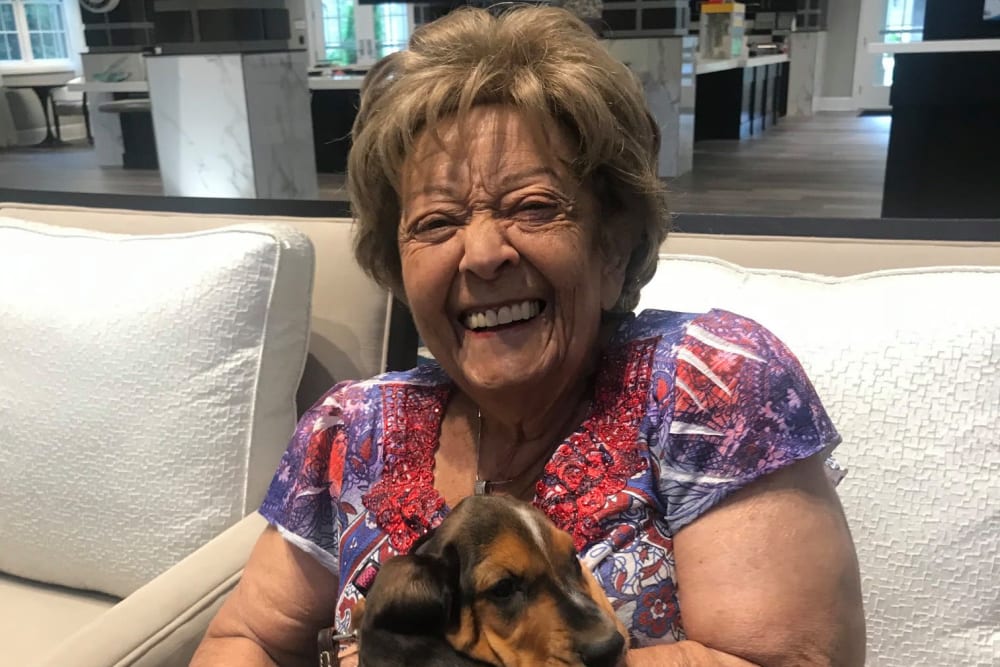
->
xmin=191 ymin=525 xmax=340 ymax=667
xmin=629 ymin=455 xmax=865 ymax=667
xmin=627 ymin=641 xmax=758 ymax=666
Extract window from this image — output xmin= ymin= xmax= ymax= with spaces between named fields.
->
xmin=373 ymin=3 xmax=408 ymax=58
xmin=321 ymin=0 xmax=356 ymax=64
xmin=0 ymin=3 xmax=21 ymax=60
xmin=878 ymin=0 xmax=926 ymax=86
xmin=0 ymin=0 xmax=68 ymax=62
xmin=317 ymin=0 xmax=410 ymax=65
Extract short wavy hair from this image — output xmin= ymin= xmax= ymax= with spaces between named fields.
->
xmin=349 ymin=5 xmax=669 ymax=313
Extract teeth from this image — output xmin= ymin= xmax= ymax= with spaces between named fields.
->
xmin=464 ymin=300 xmax=542 ymax=330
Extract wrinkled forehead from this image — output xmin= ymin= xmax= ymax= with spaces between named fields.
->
xmin=400 ymin=105 xmax=579 ymax=199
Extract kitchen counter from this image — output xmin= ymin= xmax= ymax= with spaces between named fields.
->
xmin=868 ymin=38 xmax=1000 ymax=54
xmin=67 ymin=76 xmax=366 ymax=93
xmin=67 ymin=77 xmax=150 ymax=94
xmin=696 ymin=53 xmax=789 ymax=75
xmin=307 ymin=75 xmax=365 ymax=90
xmin=695 ymin=54 xmax=790 ymax=141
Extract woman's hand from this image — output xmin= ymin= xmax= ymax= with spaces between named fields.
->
xmin=191 ymin=525 xmax=339 ymax=667
xmin=336 ymin=647 xmax=360 ymax=667
xmin=666 ymin=454 xmax=866 ymax=667
xmin=626 ymin=641 xmax=759 ymax=666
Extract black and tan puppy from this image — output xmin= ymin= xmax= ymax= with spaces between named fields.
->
xmin=354 ymin=495 xmax=627 ymax=667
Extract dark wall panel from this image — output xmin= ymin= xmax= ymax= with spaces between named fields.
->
xmin=924 ymin=0 xmax=1000 ymax=40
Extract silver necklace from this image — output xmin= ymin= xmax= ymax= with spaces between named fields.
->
xmin=473 ymin=408 xmax=514 ymax=496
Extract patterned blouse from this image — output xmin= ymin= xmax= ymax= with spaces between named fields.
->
xmin=260 ymin=309 xmax=841 ymax=646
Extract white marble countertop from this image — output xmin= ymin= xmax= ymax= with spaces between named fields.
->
xmin=308 ymin=75 xmax=365 ymax=90
xmin=696 ymin=53 xmax=789 ymax=75
xmin=65 ymin=75 xmax=366 ymax=93
xmin=3 ymin=70 xmax=76 ymax=87
xmin=868 ymin=39 xmax=1000 ymax=54
xmin=67 ymin=76 xmax=150 ymax=93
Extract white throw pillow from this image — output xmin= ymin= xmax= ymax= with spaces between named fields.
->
xmin=638 ymin=254 xmax=1000 ymax=667
xmin=0 ymin=218 xmax=314 ymax=598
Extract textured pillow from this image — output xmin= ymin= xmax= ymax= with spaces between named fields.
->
xmin=0 ymin=218 xmax=314 ymax=598
xmin=638 ymin=255 xmax=1000 ymax=667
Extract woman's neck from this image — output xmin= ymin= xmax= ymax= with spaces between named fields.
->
xmin=449 ymin=313 xmax=622 ymax=495
xmin=457 ymin=367 xmax=595 ymax=491
xmin=466 ymin=312 xmax=620 ymax=439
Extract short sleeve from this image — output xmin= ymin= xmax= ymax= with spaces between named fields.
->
xmin=259 ymin=381 xmax=356 ymax=574
xmin=657 ymin=310 xmax=841 ymax=532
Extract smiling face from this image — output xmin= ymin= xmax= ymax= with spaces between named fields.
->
xmin=398 ymin=106 xmax=626 ymax=399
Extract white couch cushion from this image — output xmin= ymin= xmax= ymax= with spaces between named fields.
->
xmin=0 ymin=219 xmax=314 ymax=598
xmin=0 ymin=572 xmax=116 ymax=664
xmin=638 ymin=255 xmax=1000 ymax=667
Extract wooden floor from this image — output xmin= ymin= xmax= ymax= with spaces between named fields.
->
xmin=0 ymin=112 xmax=889 ymax=218
xmin=667 ymin=112 xmax=890 ymax=218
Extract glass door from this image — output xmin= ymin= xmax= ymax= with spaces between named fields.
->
xmin=853 ymin=0 xmax=926 ymax=110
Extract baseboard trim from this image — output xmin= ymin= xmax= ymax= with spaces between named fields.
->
xmin=814 ymin=97 xmax=857 ymax=112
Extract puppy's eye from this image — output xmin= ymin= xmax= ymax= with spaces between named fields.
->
xmin=487 ymin=577 xmax=521 ymax=601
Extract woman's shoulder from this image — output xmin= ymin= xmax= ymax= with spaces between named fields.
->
xmin=303 ymin=363 xmax=452 ymax=420
xmin=616 ymin=308 xmax=782 ymax=358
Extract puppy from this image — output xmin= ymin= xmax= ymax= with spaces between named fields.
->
xmin=354 ymin=495 xmax=627 ymax=667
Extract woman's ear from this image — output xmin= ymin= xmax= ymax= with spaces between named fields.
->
xmin=599 ymin=231 xmax=631 ymax=312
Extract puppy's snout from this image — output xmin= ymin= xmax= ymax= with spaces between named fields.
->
xmin=579 ymin=630 xmax=625 ymax=667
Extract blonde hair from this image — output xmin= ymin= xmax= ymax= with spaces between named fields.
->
xmin=349 ymin=5 xmax=669 ymax=312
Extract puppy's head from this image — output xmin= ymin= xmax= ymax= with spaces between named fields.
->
xmin=361 ymin=495 xmax=627 ymax=667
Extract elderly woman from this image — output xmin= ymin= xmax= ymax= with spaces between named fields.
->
xmin=192 ymin=6 xmax=864 ymax=667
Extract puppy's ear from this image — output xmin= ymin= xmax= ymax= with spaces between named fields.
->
xmin=361 ymin=553 xmax=458 ymax=637
xmin=414 ymin=522 xmax=466 ymax=597
xmin=408 ymin=523 xmax=440 ymax=554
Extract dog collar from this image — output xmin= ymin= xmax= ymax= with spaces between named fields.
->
xmin=318 ymin=628 xmax=357 ymax=667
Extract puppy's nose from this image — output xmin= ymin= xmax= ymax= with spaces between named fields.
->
xmin=579 ymin=630 xmax=625 ymax=667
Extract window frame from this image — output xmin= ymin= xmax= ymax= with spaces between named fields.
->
xmin=0 ymin=0 xmax=83 ymax=75
xmin=308 ymin=0 xmax=414 ymax=67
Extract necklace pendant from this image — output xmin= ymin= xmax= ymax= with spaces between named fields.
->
xmin=474 ymin=479 xmax=489 ymax=496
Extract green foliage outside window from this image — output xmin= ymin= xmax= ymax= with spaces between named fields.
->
xmin=323 ymin=0 xmax=356 ymax=64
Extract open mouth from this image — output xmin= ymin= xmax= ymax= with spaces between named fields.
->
xmin=461 ymin=299 xmax=546 ymax=332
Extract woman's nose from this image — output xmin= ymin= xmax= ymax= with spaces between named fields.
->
xmin=458 ymin=215 xmax=519 ymax=281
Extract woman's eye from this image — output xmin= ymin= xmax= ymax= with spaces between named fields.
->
xmin=412 ymin=216 xmax=456 ymax=237
xmin=512 ymin=200 xmax=560 ymax=221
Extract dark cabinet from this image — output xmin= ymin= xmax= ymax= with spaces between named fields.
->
xmin=695 ymin=61 xmax=789 ymax=142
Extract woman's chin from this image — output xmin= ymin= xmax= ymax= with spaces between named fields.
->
xmin=455 ymin=358 xmax=554 ymax=395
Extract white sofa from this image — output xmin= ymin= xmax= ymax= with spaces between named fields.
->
xmin=1 ymin=200 xmax=998 ymax=667
xmin=645 ymin=236 xmax=1000 ymax=667
xmin=0 ymin=202 xmax=399 ymax=667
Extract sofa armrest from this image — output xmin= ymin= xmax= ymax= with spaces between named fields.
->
xmin=36 ymin=513 xmax=268 ymax=667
